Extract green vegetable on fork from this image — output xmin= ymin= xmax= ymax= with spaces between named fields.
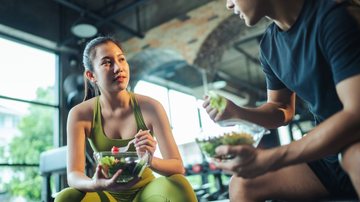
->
xmin=209 ymin=91 xmax=227 ymax=112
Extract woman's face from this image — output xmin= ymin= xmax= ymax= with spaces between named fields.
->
xmin=91 ymin=41 xmax=130 ymax=93
xmin=226 ymin=0 xmax=264 ymax=26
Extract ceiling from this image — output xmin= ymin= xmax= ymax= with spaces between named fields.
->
xmin=0 ymin=0 xmax=212 ymax=50
xmin=0 ymin=0 xmax=269 ymax=107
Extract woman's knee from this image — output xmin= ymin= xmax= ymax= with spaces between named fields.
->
xmin=168 ymin=174 xmax=193 ymax=188
xmin=54 ymin=188 xmax=113 ymax=202
xmin=163 ymin=174 xmax=196 ymax=199
xmin=54 ymin=187 xmax=86 ymax=202
xmin=136 ymin=174 xmax=196 ymax=202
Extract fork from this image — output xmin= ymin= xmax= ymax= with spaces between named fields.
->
xmin=118 ymin=139 xmax=136 ymax=153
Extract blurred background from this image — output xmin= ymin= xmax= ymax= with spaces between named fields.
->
xmin=0 ymin=0 xmax=314 ymax=201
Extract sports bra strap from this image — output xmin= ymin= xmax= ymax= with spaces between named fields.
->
xmin=129 ymin=92 xmax=148 ymax=132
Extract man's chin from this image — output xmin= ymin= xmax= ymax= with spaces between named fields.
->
xmin=244 ymin=19 xmax=254 ymax=27
xmin=244 ymin=18 xmax=260 ymax=27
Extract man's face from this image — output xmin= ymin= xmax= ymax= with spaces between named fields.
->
xmin=225 ymin=0 xmax=263 ymax=26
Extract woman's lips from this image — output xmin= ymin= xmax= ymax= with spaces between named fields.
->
xmin=115 ymin=76 xmax=126 ymax=82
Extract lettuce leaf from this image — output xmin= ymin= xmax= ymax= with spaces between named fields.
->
xmin=209 ymin=91 xmax=226 ymax=112
xmin=100 ymin=156 xmax=116 ymax=167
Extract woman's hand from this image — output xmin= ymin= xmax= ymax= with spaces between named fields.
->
xmin=135 ymin=129 xmax=157 ymax=164
xmin=92 ymin=164 xmax=141 ymax=191
xmin=214 ymin=145 xmax=274 ymax=178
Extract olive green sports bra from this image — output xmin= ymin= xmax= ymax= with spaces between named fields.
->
xmin=87 ymin=92 xmax=150 ymax=152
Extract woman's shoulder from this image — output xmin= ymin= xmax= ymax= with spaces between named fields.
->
xmin=133 ymin=93 xmax=158 ymax=103
xmin=68 ymin=97 xmax=96 ymax=120
xmin=133 ymin=93 xmax=163 ymax=110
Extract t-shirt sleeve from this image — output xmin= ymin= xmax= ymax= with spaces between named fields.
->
xmin=320 ymin=4 xmax=360 ymax=84
xmin=259 ymin=49 xmax=286 ymax=90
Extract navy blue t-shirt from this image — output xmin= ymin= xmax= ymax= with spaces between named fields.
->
xmin=259 ymin=0 xmax=360 ymax=124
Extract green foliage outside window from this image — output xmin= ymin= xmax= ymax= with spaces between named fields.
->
xmin=2 ymin=86 xmax=54 ymax=201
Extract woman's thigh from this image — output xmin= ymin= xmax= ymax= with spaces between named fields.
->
xmin=134 ymin=174 xmax=197 ymax=202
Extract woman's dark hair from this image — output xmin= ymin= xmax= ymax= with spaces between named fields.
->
xmin=82 ymin=36 xmax=123 ymax=101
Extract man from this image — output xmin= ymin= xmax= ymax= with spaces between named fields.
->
xmin=203 ymin=0 xmax=360 ymax=201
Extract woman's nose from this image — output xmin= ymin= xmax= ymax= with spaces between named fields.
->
xmin=226 ymin=0 xmax=235 ymax=10
xmin=114 ymin=62 xmax=123 ymax=73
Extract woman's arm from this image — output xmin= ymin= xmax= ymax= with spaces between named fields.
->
xmin=66 ymin=105 xmax=98 ymax=191
xmin=140 ymin=97 xmax=185 ymax=176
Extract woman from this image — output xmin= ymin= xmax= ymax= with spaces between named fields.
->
xmin=55 ymin=36 xmax=197 ymax=202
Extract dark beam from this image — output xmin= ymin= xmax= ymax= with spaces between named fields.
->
xmin=53 ymin=0 xmax=144 ymax=46
xmin=233 ymin=33 xmax=262 ymax=65
xmin=96 ymin=0 xmax=121 ymax=12
xmin=233 ymin=46 xmax=260 ymax=65
xmin=96 ymin=0 xmax=147 ymax=27
xmin=216 ymin=71 xmax=265 ymax=97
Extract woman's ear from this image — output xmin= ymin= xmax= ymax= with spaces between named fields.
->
xmin=85 ymin=70 xmax=96 ymax=82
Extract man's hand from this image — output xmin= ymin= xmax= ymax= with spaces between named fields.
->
xmin=203 ymin=93 xmax=238 ymax=122
xmin=214 ymin=145 xmax=274 ymax=178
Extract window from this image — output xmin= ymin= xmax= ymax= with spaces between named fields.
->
xmin=134 ymin=80 xmax=226 ymax=193
xmin=168 ymin=90 xmax=201 ymax=145
xmin=0 ymin=36 xmax=59 ymax=202
xmin=134 ymin=80 xmax=206 ymax=145
xmin=134 ymin=80 xmax=170 ymax=117
xmin=134 ymin=80 xmax=215 ymax=163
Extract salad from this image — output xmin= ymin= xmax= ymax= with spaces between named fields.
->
xmin=196 ymin=132 xmax=254 ymax=160
xmin=95 ymin=151 xmax=147 ymax=183
xmin=196 ymin=119 xmax=269 ymax=162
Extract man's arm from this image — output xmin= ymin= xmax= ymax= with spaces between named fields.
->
xmin=238 ymin=88 xmax=296 ymax=129
xmin=274 ymin=74 xmax=360 ymax=169
xmin=204 ymin=88 xmax=296 ymax=129
xmin=214 ymin=75 xmax=360 ymax=177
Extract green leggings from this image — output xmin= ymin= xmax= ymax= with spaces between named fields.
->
xmin=54 ymin=174 xmax=197 ymax=202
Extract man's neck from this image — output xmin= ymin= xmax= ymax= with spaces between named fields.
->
xmin=269 ymin=0 xmax=306 ymax=31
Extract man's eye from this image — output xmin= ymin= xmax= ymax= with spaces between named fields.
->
xmin=102 ymin=60 xmax=112 ymax=65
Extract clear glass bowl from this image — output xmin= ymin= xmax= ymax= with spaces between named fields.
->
xmin=93 ymin=151 xmax=148 ymax=183
xmin=196 ymin=119 xmax=269 ymax=162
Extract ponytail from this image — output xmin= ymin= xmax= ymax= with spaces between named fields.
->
xmin=83 ymin=72 xmax=100 ymax=101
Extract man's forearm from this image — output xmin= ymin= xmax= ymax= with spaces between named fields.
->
xmin=233 ymin=102 xmax=294 ymax=129
xmin=276 ymin=109 xmax=360 ymax=169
